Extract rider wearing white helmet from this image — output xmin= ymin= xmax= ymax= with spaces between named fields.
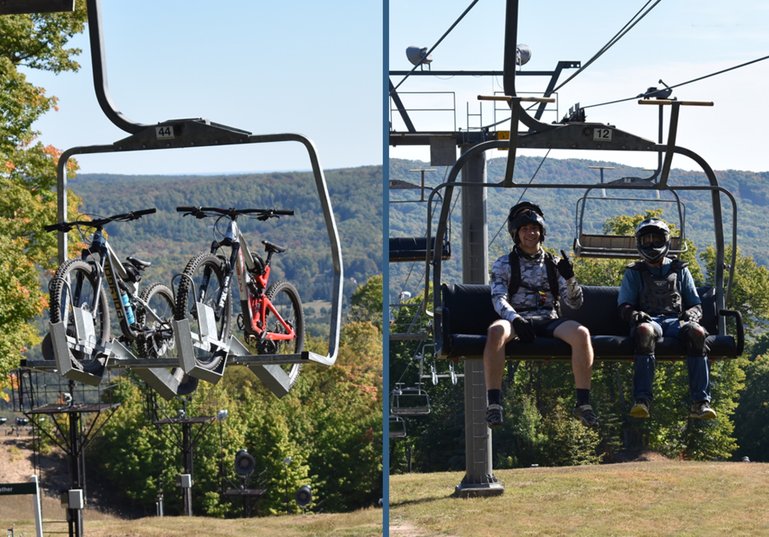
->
xmin=618 ymin=217 xmax=716 ymax=420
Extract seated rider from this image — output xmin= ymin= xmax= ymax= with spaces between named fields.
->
xmin=618 ymin=217 xmax=717 ymax=420
xmin=484 ymin=201 xmax=598 ymax=428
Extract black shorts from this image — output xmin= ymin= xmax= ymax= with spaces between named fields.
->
xmin=530 ymin=317 xmax=569 ymax=338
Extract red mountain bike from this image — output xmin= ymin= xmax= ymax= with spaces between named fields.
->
xmin=174 ymin=206 xmax=304 ymax=386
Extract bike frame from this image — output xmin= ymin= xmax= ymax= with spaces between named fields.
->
xmin=80 ymin=229 xmax=164 ymax=340
xmin=217 ymin=218 xmax=295 ymax=342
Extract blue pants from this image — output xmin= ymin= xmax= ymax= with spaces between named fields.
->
xmin=632 ymin=316 xmax=711 ymax=403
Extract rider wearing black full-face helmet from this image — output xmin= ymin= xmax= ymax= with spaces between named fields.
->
xmin=618 ymin=217 xmax=716 ymax=420
xmin=506 ymin=201 xmax=547 ymax=244
xmin=483 ymin=201 xmax=598 ymax=429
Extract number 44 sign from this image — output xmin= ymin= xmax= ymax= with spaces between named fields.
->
xmin=155 ymin=125 xmax=175 ymax=139
xmin=593 ymin=127 xmax=613 ymax=142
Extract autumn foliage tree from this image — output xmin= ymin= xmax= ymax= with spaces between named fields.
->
xmin=0 ymin=7 xmax=87 ymax=379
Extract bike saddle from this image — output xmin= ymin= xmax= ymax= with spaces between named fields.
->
xmin=126 ymin=256 xmax=152 ymax=269
xmin=263 ymin=240 xmax=287 ymax=254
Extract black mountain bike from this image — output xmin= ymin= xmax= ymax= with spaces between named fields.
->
xmin=44 ymin=209 xmax=194 ymax=392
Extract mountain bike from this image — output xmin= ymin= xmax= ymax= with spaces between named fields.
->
xmin=174 ymin=206 xmax=304 ymax=386
xmin=44 ymin=209 xmax=195 ymax=393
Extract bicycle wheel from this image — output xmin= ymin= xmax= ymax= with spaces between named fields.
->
xmin=49 ymin=259 xmax=111 ymax=373
xmin=175 ymin=253 xmax=232 ymax=370
xmin=263 ymin=280 xmax=304 ymax=387
xmin=137 ymin=283 xmax=199 ymax=395
xmin=137 ymin=283 xmax=176 ymax=359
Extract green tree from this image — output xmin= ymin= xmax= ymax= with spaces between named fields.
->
xmin=349 ymin=273 xmax=383 ymax=326
xmin=734 ymin=355 xmax=769 ymax=461
xmin=0 ymin=7 xmax=87 ymax=380
xmin=702 ymin=245 xmax=769 ymax=332
xmin=86 ymin=311 xmax=383 ymax=517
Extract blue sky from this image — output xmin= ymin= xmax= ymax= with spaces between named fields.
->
xmin=389 ymin=1 xmax=769 ymax=173
xmin=25 ymin=1 xmax=383 ymax=175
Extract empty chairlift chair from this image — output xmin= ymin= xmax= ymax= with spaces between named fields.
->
xmin=390 ymin=382 xmax=431 ymax=416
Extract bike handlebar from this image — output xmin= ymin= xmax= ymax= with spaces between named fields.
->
xmin=44 ymin=208 xmax=157 ymax=233
xmin=176 ymin=206 xmax=294 ymax=220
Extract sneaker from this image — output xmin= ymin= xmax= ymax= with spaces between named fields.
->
xmin=690 ymin=401 xmax=717 ymax=420
xmin=573 ymin=404 xmax=599 ymax=428
xmin=629 ymin=400 xmax=650 ymax=419
xmin=486 ymin=404 xmax=503 ymax=428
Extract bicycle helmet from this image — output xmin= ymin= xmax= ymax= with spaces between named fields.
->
xmin=507 ymin=201 xmax=546 ymax=244
xmin=635 ymin=218 xmax=671 ymax=263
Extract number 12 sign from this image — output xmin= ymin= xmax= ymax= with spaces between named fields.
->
xmin=593 ymin=128 xmax=612 ymax=142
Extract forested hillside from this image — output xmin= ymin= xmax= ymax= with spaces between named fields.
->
xmin=67 ymin=166 xmax=383 ymax=311
xmin=389 ymin=156 xmax=769 ymax=298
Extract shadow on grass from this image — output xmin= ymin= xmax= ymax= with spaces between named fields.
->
xmin=390 ymin=493 xmax=455 ymax=508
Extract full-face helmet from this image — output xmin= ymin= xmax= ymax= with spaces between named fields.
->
xmin=635 ymin=218 xmax=671 ymax=263
xmin=507 ymin=201 xmax=546 ymax=244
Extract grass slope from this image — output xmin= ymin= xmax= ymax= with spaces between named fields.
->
xmin=389 ymin=462 xmax=769 ymax=537
xmin=1 ymin=508 xmax=383 ymax=537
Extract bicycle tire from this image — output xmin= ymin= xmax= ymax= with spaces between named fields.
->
xmin=137 ymin=283 xmax=176 ymax=359
xmin=263 ymin=280 xmax=304 ymax=387
xmin=174 ymin=252 xmax=232 ymax=370
xmin=49 ymin=259 xmax=111 ymax=373
xmin=137 ymin=283 xmax=199 ymax=395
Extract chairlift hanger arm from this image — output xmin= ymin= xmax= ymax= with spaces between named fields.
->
xmin=478 ymin=95 xmax=555 ymax=186
xmin=86 ymin=0 xmax=145 ymax=134
xmin=85 ymin=0 xmax=258 ymax=139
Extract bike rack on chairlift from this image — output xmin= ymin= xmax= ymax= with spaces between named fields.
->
xmin=24 ymin=0 xmax=343 ymax=399
xmin=389 ymin=171 xmax=461 ymax=385
xmin=573 ymin=186 xmax=688 ymax=259
xmin=416 ymin=342 xmax=461 ymax=386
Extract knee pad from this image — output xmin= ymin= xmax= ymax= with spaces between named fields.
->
xmin=633 ymin=323 xmax=657 ymax=355
xmin=680 ymin=322 xmax=709 ymax=356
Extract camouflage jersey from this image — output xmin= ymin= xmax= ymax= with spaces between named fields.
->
xmin=490 ymin=247 xmax=583 ymax=322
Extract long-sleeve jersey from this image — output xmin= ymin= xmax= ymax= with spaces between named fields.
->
xmin=490 ymin=248 xmax=583 ymax=322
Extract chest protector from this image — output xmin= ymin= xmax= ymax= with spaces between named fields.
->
xmin=508 ymin=249 xmax=560 ymax=314
xmin=629 ymin=259 xmax=685 ymax=316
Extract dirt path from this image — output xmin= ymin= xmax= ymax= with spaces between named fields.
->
xmin=0 ymin=428 xmax=44 ymax=483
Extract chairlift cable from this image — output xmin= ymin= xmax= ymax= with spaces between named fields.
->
xmin=489 ymin=149 xmax=552 ymax=248
xmin=392 ymin=0 xmax=481 ymax=92
xmin=552 ymin=0 xmax=663 ymax=93
xmin=401 ymin=259 xmax=417 ymax=289
xmin=479 ymin=2 xmax=661 ymax=129
xmin=582 ymin=53 xmax=769 ymax=110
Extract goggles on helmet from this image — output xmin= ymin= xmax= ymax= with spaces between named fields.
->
xmin=638 ymin=232 xmax=667 ymax=248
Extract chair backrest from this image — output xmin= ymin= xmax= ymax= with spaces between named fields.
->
xmin=441 ymin=283 xmax=499 ymax=335
xmin=389 ymin=237 xmax=451 ymax=262
xmin=561 ymin=286 xmax=627 ymax=335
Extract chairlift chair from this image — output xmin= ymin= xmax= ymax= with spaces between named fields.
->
xmin=389 ymin=174 xmax=451 ymax=263
xmin=573 ymin=187 xmax=688 ymax=259
xmin=389 ymin=415 xmax=407 ymax=439
xmin=21 ymin=0 xmax=343 ymax=400
xmin=390 ymin=382 xmax=431 ymax=416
